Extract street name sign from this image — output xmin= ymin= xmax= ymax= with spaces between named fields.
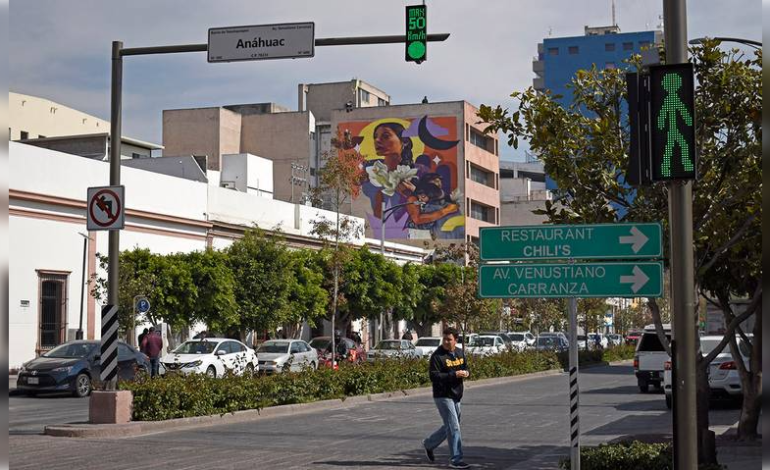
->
xmin=478 ymin=262 xmax=664 ymax=298
xmin=479 ymin=223 xmax=662 ymax=261
xmin=208 ymin=22 xmax=315 ymax=63
xmin=87 ymin=185 xmax=124 ymax=231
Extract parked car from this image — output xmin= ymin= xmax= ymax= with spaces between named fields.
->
xmin=17 ymin=340 xmax=149 ymax=397
xmin=663 ymin=334 xmax=753 ymax=409
xmin=607 ymin=334 xmax=624 ymax=347
xmin=308 ymin=336 xmax=364 ymax=363
xmin=539 ymin=331 xmax=569 ymax=348
xmin=505 ymin=332 xmax=529 ymax=352
xmin=161 ymin=338 xmax=259 ymax=378
xmin=367 ymin=339 xmax=419 ymax=361
xmin=480 ymin=331 xmax=515 ymax=350
xmin=414 ymin=337 xmax=443 ymax=358
xmin=256 ymin=340 xmax=318 ymax=373
xmin=577 ymin=335 xmax=589 ymax=350
xmin=625 ymin=330 xmax=643 ymax=345
xmin=588 ymin=333 xmax=609 ymax=349
xmin=456 ymin=333 xmax=477 ymax=348
xmin=509 ymin=331 xmax=536 ymax=347
xmin=467 ymin=335 xmax=506 ymax=357
xmin=634 ymin=324 xmax=671 ymax=392
xmin=535 ymin=335 xmax=569 ymax=352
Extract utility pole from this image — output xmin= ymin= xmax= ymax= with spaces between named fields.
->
xmin=662 ymin=1 xmax=698 ymax=468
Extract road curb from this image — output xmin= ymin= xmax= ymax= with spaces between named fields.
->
xmin=44 ymin=368 xmax=566 ymax=438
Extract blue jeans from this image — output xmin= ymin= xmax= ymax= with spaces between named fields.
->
xmin=149 ymin=357 xmax=160 ymax=377
xmin=425 ymin=397 xmax=463 ymax=464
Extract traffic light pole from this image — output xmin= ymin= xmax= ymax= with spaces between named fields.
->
xmin=662 ymin=1 xmax=698 ymax=468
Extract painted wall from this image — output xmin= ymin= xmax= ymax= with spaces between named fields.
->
xmin=10 ymin=92 xmax=110 ymax=141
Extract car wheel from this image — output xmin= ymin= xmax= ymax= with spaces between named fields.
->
xmin=206 ymin=366 xmax=216 ymax=378
xmin=244 ymin=364 xmax=255 ymax=377
xmin=665 ymin=395 xmax=672 ymax=409
xmin=73 ymin=373 xmax=91 ymax=398
xmin=638 ymin=379 xmax=649 ymax=393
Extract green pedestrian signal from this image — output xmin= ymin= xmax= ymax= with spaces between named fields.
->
xmin=650 ymin=63 xmax=697 ymax=180
xmin=406 ymin=5 xmax=427 ymax=63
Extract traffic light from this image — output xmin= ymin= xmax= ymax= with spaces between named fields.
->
xmin=405 ymin=4 xmax=427 ymax=63
xmin=649 ymin=63 xmax=696 ymax=180
xmin=625 ymin=72 xmax=652 ymax=186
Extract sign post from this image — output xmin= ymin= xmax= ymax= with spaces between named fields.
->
xmin=567 ymin=296 xmax=580 ymax=470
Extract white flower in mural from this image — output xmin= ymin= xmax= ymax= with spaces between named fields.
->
xmin=450 ymin=188 xmax=463 ymax=212
xmin=366 ymin=162 xmax=418 ymax=197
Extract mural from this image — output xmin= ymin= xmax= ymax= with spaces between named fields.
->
xmin=338 ymin=116 xmax=464 ymax=240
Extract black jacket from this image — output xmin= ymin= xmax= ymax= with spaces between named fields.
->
xmin=429 ymin=346 xmax=468 ymax=401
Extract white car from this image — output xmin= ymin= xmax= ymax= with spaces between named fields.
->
xmin=663 ymin=334 xmax=752 ymax=409
xmin=607 ymin=334 xmax=624 ymax=347
xmin=505 ymin=332 xmax=529 ymax=352
xmin=257 ymin=340 xmax=318 ymax=373
xmin=467 ymin=335 xmax=506 ymax=357
xmin=160 ymin=338 xmax=259 ymax=378
xmin=414 ymin=337 xmax=442 ymax=358
xmin=588 ymin=333 xmax=609 ymax=349
xmin=509 ymin=331 xmax=536 ymax=347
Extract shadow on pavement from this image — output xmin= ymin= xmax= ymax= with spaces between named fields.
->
xmin=314 ymin=444 xmax=565 ymax=469
xmin=579 ymin=364 xmax=635 ymax=376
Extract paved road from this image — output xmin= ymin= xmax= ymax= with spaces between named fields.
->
xmin=10 ymin=364 xmax=743 ymax=469
xmin=10 ymin=393 xmax=89 ymax=436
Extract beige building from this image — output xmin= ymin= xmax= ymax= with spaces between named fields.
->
xmin=499 ymin=161 xmax=551 ymax=226
xmin=298 ymin=79 xmax=391 ymax=123
xmin=10 ymin=92 xmax=110 ymax=141
xmin=162 ymin=104 xmax=315 ymax=203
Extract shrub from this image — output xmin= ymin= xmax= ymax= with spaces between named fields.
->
xmin=558 ymin=441 xmax=726 ymax=470
xmin=120 ymin=349 xmax=561 ymax=421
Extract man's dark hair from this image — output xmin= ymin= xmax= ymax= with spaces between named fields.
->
xmin=149 ymin=326 xmax=156 ymax=333
xmin=443 ymin=327 xmax=459 ymax=339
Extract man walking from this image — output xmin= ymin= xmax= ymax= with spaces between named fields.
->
xmin=422 ymin=327 xmax=470 ymax=469
xmin=141 ymin=326 xmax=163 ymax=378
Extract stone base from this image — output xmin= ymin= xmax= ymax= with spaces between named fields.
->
xmin=89 ymin=390 xmax=133 ymax=424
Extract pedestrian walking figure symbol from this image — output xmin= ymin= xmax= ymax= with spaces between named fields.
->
xmin=657 ymin=73 xmax=694 ymax=177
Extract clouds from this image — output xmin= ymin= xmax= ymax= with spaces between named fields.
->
xmin=9 ymin=0 xmax=761 ymax=160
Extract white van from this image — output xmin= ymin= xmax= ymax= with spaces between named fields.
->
xmin=634 ymin=324 xmax=671 ymax=393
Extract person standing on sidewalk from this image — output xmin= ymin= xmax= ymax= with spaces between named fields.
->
xmin=141 ymin=326 xmax=163 ymax=378
xmin=422 ymin=327 xmax=470 ymax=469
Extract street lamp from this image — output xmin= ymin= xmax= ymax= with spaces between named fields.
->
xmin=76 ymin=232 xmax=89 ymax=340
xmin=377 ymin=200 xmax=423 ymax=343
xmin=689 ymin=36 xmax=761 ymax=50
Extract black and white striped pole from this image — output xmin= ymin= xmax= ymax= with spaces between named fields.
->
xmin=568 ymin=296 xmax=580 ymax=470
xmin=100 ymin=304 xmax=119 ymax=387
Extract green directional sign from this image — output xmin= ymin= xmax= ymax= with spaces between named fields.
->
xmin=479 ymin=223 xmax=663 ymax=261
xmin=478 ymin=262 xmax=664 ymax=298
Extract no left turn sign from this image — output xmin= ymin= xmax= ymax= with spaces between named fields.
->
xmin=87 ymin=185 xmax=125 ymax=231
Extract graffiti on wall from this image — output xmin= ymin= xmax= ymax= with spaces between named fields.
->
xmin=338 ymin=116 xmax=464 ymax=240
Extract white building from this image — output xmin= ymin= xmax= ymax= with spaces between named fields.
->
xmin=9 ymin=141 xmax=425 ymax=369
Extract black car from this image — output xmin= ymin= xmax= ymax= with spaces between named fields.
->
xmin=17 ymin=340 xmax=149 ymax=397
xmin=535 ymin=336 xmax=569 ymax=352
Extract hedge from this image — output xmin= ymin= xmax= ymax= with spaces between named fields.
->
xmin=119 ymin=350 xmax=561 ymax=421
xmin=558 ymin=441 xmax=726 ymax=470
xmin=557 ymin=344 xmax=637 ymax=370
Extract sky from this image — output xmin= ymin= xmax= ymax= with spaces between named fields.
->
xmin=9 ymin=0 xmax=762 ymax=161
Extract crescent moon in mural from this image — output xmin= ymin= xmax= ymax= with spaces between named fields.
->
xmin=418 ymin=116 xmax=460 ymax=150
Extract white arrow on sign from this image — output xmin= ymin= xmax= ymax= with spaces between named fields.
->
xmin=619 ymin=226 xmax=649 ymax=253
xmin=620 ymin=265 xmax=650 ymax=293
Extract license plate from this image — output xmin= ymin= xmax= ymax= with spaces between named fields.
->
xmin=28 ymin=377 xmax=39 ymax=385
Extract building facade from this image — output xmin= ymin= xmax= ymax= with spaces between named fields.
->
xmin=499 ymin=161 xmax=551 ymax=227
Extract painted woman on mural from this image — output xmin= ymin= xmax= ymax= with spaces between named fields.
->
xmin=360 ymin=119 xmax=461 ymax=239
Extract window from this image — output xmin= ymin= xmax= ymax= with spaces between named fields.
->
xmin=470 ymin=201 xmax=494 ymax=223
xmin=38 ymin=272 xmax=68 ymax=351
xmin=548 ymin=47 xmax=559 ymax=56
xmin=377 ymin=97 xmax=388 ymax=106
xmin=639 ymin=40 xmax=651 ymax=49
xmin=605 ymin=43 xmax=616 ymax=52
xmin=118 ymin=343 xmax=133 ymax=361
xmin=359 ymin=88 xmax=371 ymax=103
xmin=568 ymin=46 xmax=579 ymax=55
xmin=290 ymin=342 xmax=301 ymax=354
xmin=623 ymin=42 xmax=634 ymax=51
xmin=20 ymin=131 xmax=29 ymax=140
xmin=38 ymin=135 xmax=46 ymax=139
xmin=470 ymin=164 xmax=493 ymax=188
xmin=131 ymin=152 xmax=142 ymax=159
xmin=470 ymin=130 xmax=492 ymax=152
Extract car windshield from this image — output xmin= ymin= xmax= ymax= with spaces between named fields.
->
xmin=174 ymin=341 xmax=217 ymax=354
xmin=473 ymin=337 xmax=497 ymax=347
xmin=538 ymin=337 xmax=556 ymax=346
xmin=43 ymin=342 xmax=95 ymax=358
xmin=509 ymin=334 xmax=525 ymax=341
xmin=701 ymin=337 xmax=752 ymax=357
xmin=416 ymin=339 xmax=440 ymax=347
xmin=258 ymin=342 xmax=290 ymax=354
xmin=309 ymin=338 xmax=330 ymax=350
xmin=376 ymin=341 xmax=401 ymax=350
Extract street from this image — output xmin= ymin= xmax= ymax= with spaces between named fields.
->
xmin=9 ymin=363 xmax=743 ymax=469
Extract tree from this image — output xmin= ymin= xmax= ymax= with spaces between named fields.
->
xmin=183 ymin=249 xmax=239 ymax=334
xmin=283 ymin=249 xmax=329 ymax=338
xmin=479 ymin=41 xmax=761 ymax=459
xmin=409 ymin=262 xmax=460 ymax=337
xmin=226 ymin=228 xmax=295 ymax=338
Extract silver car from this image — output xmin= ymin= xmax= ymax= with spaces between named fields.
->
xmin=414 ymin=337 xmax=442 ymax=358
xmin=256 ymin=340 xmax=318 ymax=373
xmin=367 ymin=339 xmax=419 ymax=361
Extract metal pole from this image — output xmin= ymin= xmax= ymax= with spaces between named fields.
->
xmin=105 ymin=40 xmax=123 ymax=391
xmin=76 ymin=235 xmax=87 ymax=340
xmin=380 ymin=199 xmax=386 ymax=344
xmin=568 ymin=297 xmax=580 ymax=470
xmin=663 ymin=1 xmax=698 ymax=468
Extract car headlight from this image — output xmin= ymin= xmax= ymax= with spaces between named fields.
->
xmin=184 ymin=360 xmax=203 ymax=368
xmin=51 ymin=366 xmax=75 ymax=373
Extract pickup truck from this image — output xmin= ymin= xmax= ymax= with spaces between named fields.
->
xmin=634 ymin=324 xmax=671 ymax=393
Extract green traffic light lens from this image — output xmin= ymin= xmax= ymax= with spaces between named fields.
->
xmin=408 ymin=41 xmax=426 ymax=60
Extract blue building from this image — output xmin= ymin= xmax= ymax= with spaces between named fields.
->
xmin=532 ymin=25 xmax=661 ymax=200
